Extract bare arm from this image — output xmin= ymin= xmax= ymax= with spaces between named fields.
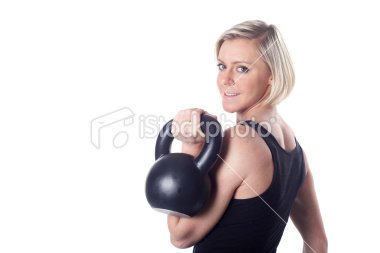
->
xmin=290 ymin=153 xmax=328 ymax=253
xmin=167 ymin=126 xmax=260 ymax=248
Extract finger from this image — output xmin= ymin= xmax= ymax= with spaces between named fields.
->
xmin=191 ymin=110 xmax=201 ymax=137
xmin=192 ymin=110 xmax=208 ymax=139
xmin=170 ymin=120 xmax=180 ymax=137
xmin=187 ymin=108 xmax=205 ymax=117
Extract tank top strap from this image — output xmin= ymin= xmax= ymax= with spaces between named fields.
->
xmin=240 ymin=120 xmax=306 ymax=186
xmin=240 ymin=120 xmax=276 ymax=144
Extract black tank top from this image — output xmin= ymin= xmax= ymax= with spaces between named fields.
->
xmin=193 ymin=120 xmax=306 ymax=253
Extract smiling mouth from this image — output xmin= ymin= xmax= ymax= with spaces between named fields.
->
xmin=224 ymin=92 xmax=240 ymax=97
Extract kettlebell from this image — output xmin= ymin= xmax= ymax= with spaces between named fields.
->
xmin=145 ymin=114 xmax=223 ymax=217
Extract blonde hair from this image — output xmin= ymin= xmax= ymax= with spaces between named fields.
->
xmin=216 ymin=20 xmax=295 ymax=105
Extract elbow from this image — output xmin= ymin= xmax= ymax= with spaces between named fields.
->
xmin=169 ymin=229 xmax=197 ymax=249
xmin=322 ymin=235 xmax=328 ymax=252
xmin=303 ymin=234 xmax=328 ymax=253
xmin=167 ymin=216 xmax=198 ymax=249
xmin=318 ymin=232 xmax=328 ymax=252
xmin=170 ymin=236 xmax=194 ymax=249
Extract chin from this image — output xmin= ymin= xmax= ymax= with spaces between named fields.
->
xmin=222 ymin=103 xmax=238 ymax=113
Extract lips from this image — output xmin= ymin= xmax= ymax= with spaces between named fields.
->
xmin=224 ymin=92 xmax=240 ymax=97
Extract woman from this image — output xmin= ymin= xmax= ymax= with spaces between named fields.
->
xmin=168 ymin=20 xmax=327 ymax=253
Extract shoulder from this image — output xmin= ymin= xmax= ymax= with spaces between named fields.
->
xmin=224 ymin=124 xmax=265 ymax=149
xmin=215 ymin=124 xmax=272 ymax=179
xmin=224 ymin=124 xmax=272 ymax=156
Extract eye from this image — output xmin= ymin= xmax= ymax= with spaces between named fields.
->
xmin=237 ymin=66 xmax=250 ymax=73
xmin=217 ymin=63 xmax=226 ymax=71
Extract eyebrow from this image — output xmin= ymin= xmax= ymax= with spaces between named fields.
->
xmin=217 ymin=59 xmax=253 ymax=65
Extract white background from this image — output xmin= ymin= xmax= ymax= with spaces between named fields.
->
xmin=1 ymin=0 xmax=379 ymax=252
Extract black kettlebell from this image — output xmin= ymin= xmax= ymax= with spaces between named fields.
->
xmin=145 ymin=114 xmax=223 ymax=217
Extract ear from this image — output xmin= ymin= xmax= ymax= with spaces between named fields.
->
xmin=268 ymin=75 xmax=273 ymax=85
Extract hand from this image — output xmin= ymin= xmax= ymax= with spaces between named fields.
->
xmin=171 ymin=108 xmax=217 ymax=144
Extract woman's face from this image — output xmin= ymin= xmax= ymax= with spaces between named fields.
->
xmin=217 ymin=38 xmax=272 ymax=113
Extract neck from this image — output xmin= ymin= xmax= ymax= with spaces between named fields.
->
xmin=236 ymin=104 xmax=278 ymax=124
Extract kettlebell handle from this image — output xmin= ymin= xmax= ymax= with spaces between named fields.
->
xmin=155 ymin=114 xmax=223 ymax=174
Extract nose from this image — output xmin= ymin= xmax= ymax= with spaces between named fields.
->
xmin=220 ymin=71 xmax=235 ymax=86
xmin=224 ymin=79 xmax=235 ymax=86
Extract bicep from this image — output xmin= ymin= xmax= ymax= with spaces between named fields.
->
xmin=169 ymin=159 xmax=242 ymax=247
xmin=168 ymin=129 xmax=252 ymax=247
